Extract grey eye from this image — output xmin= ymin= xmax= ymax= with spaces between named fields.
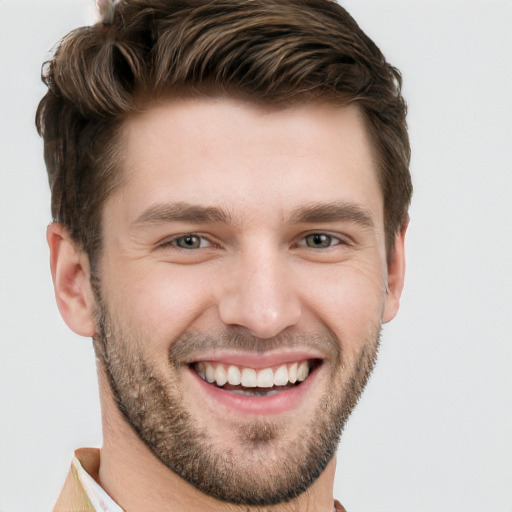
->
xmin=176 ymin=235 xmax=202 ymax=249
xmin=304 ymin=234 xmax=334 ymax=249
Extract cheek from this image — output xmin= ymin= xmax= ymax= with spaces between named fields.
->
xmin=100 ymin=263 xmax=215 ymax=352
xmin=300 ymin=264 xmax=385 ymax=356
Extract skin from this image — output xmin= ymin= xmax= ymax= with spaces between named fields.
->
xmin=48 ymin=97 xmax=407 ymax=511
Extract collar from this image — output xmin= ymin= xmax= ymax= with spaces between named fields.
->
xmin=53 ymin=448 xmax=123 ymax=512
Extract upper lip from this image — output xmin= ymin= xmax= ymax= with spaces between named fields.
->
xmin=185 ymin=350 xmax=325 ymax=369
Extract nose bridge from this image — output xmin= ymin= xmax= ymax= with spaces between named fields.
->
xmin=218 ymin=242 xmax=301 ymax=339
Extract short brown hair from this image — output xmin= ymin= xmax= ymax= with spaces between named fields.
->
xmin=36 ymin=0 xmax=412 ymax=264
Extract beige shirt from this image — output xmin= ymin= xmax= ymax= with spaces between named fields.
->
xmin=53 ymin=448 xmax=121 ymax=512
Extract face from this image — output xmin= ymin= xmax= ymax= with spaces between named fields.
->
xmin=92 ymin=98 xmax=401 ymax=505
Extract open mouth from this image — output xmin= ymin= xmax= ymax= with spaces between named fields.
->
xmin=191 ymin=359 xmax=321 ymax=397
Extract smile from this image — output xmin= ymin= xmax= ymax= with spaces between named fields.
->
xmin=189 ymin=359 xmax=322 ymax=411
xmin=196 ymin=360 xmax=310 ymax=388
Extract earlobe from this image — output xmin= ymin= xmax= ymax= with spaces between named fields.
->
xmin=382 ymin=221 xmax=408 ymax=324
xmin=47 ymin=222 xmax=97 ymax=337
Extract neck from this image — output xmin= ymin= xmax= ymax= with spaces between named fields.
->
xmin=98 ymin=382 xmax=336 ymax=512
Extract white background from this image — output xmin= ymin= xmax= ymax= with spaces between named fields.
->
xmin=1 ymin=1 xmax=511 ymax=511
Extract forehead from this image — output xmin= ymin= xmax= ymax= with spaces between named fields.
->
xmin=113 ymin=97 xmax=382 ymax=226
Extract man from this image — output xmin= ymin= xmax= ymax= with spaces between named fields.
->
xmin=37 ymin=0 xmax=412 ymax=510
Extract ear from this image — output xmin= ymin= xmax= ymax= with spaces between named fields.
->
xmin=382 ymin=221 xmax=408 ymax=324
xmin=47 ymin=222 xmax=97 ymax=337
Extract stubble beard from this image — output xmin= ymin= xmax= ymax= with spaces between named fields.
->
xmin=92 ymin=296 xmax=381 ymax=506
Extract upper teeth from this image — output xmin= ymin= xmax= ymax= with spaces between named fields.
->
xmin=196 ymin=361 xmax=311 ymax=388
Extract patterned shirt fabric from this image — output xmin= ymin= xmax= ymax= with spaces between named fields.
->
xmin=53 ymin=448 xmax=122 ymax=512
xmin=53 ymin=448 xmax=346 ymax=512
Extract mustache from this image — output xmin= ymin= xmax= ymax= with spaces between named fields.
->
xmin=168 ymin=329 xmax=341 ymax=366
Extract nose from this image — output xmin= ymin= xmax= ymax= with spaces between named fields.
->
xmin=217 ymin=248 xmax=302 ymax=339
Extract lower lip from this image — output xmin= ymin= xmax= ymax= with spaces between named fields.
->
xmin=189 ymin=365 xmax=321 ymax=416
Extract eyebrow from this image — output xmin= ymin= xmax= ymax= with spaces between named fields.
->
xmin=133 ymin=202 xmax=233 ymax=226
xmin=288 ymin=201 xmax=375 ymax=228
xmin=133 ymin=200 xmax=374 ymax=228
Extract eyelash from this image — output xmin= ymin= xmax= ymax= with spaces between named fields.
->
xmin=298 ymin=232 xmax=345 ymax=249
xmin=158 ymin=234 xmax=214 ymax=250
xmin=158 ymin=232 xmax=348 ymax=251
